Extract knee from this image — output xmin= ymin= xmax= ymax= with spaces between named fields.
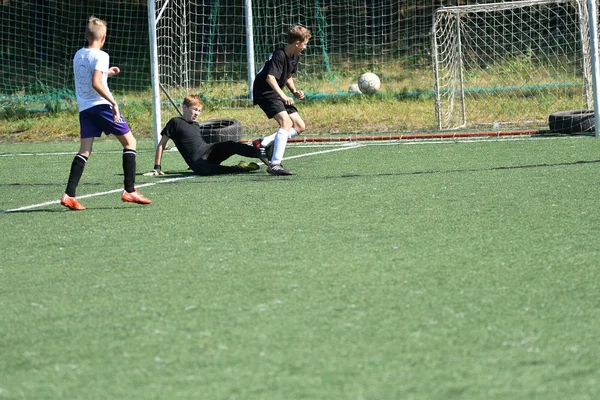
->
xmin=294 ymin=123 xmax=306 ymax=134
xmin=280 ymin=122 xmax=293 ymax=132
xmin=127 ymin=136 xmax=137 ymax=150
xmin=119 ymin=132 xmax=137 ymax=150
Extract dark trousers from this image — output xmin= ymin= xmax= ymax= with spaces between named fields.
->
xmin=192 ymin=141 xmax=257 ymax=175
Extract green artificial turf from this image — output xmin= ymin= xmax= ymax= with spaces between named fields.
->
xmin=0 ymin=137 xmax=599 ymax=399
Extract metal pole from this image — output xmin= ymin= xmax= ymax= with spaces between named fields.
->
xmin=587 ymin=0 xmax=600 ymax=137
xmin=147 ymin=0 xmax=162 ymax=147
xmin=456 ymin=12 xmax=466 ymax=129
xmin=432 ymin=13 xmax=442 ymax=130
xmin=160 ymin=83 xmax=183 ymax=117
xmin=244 ymin=0 xmax=255 ymax=101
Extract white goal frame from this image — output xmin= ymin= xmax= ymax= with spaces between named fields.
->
xmin=431 ymin=0 xmax=598 ymax=132
xmin=147 ymin=0 xmax=256 ymax=146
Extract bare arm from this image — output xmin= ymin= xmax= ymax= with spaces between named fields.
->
xmin=107 ymin=66 xmax=120 ymax=77
xmin=154 ymin=134 xmax=169 ymax=167
xmin=144 ymin=134 xmax=169 ymax=176
xmin=286 ymin=76 xmax=304 ymax=100
xmin=92 ymin=70 xmax=120 ymax=121
xmin=266 ymin=74 xmax=294 ymax=105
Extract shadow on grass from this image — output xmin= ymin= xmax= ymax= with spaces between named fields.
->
xmin=336 ymin=159 xmax=600 ymax=179
xmin=1 ymin=205 xmax=152 ymax=214
xmin=3 ymin=159 xmax=598 ymax=214
xmin=0 ymin=182 xmax=104 ymax=187
xmin=156 ymin=158 xmax=600 ymax=185
xmin=0 ymin=208 xmax=64 ymax=214
xmin=142 ymin=172 xmax=196 ymax=178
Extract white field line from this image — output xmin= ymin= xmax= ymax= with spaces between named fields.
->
xmin=0 ymin=149 xmax=156 ymax=157
xmin=0 ymin=143 xmax=363 ymax=214
xmin=0 ymin=134 xmax=590 ymax=214
xmin=0 ymin=134 xmax=588 ymax=158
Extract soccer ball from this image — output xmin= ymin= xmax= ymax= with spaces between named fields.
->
xmin=357 ymin=72 xmax=381 ymax=95
xmin=348 ymin=83 xmax=363 ymax=95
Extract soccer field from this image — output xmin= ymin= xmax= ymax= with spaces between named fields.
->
xmin=1 ymin=137 xmax=599 ymax=399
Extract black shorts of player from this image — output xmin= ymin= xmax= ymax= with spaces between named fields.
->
xmin=255 ymin=96 xmax=299 ymax=119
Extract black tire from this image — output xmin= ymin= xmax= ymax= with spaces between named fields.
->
xmin=197 ymin=119 xmax=243 ymax=143
xmin=548 ymin=110 xmax=595 ymax=134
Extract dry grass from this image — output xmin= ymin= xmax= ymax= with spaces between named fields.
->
xmin=0 ymin=94 xmax=436 ymax=144
xmin=0 ymin=64 xmax=586 ymax=143
xmin=0 ymin=65 xmax=437 ymax=143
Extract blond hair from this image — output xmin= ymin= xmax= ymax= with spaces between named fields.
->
xmin=85 ymin=16 xmax=107 ymax=42
xmin=287 ymin=25 xmax=312 ymax=44
xmin=183 ymin=94 xmax=204 ymax=108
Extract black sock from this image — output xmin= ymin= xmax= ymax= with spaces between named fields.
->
xmin=65 ymin=154 xmax=88 ymax=197
xmin=123 ymin=148 xmax=136 ymax=193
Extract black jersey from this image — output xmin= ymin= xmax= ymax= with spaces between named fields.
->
xmin=160 ymin=117 xmax=210 ymax=168
xmin=252 ymin=47 xmax=300 ymax=103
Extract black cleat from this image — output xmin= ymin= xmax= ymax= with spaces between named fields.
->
xmin=267 ymin=164 xmax=293 ymax=176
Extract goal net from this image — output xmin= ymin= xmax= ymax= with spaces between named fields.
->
xmin=1 ymin=1 xmax=597 ymax=140
xmin=150 ymin=0 xmax=437 ymax=140
xmin=432 ymin=0 xmax=592 ymax=130
xmin=0 ymin=1 xmax=150 ymax=121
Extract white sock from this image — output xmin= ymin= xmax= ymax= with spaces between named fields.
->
xmin=271 ymin=128 xmax=289 ymax=164
xmin=262 ymin=128 xmax=297 ymax=146
xmin=261 ymin=132 xmax=277 ymax=147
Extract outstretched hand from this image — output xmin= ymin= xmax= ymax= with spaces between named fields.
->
xmin=283 ymin=95 xmax=294 ymax=105
xmin=143 ymin=164 xmax=165 ymax=176
xmin=143 ymin=169 xmax=165 ymax=176
xmin=108 ymin=66 xmax=121 ymax=77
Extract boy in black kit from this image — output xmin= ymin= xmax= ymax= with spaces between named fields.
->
xmin=148 ymin=94 xmax=264 ymax=176
xmin=251 ymin=25 xmax=312 ymax=176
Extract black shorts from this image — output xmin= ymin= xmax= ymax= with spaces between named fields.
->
xmin=255 ymin=96 xmax=298 ymax=119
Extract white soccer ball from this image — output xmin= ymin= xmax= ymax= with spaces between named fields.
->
xmin=348 ymin=83 xmax=363 ymax=95
xmin=357 ymin=72 xmax=381 ymax=95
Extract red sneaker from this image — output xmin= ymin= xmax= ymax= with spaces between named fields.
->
xmin=122 ymin=189 xmax=152 ymax=204
xmin=60 ymin=194 xmax=86 ymax=210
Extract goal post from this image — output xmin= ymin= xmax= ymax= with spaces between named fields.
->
xmin=4 ymin=1 xmax=598 ymax=140
xmin=147 ymin=0 xmax=258 ymax=144
xmin=432 ymin=0 xmax=594 ymax=131
xmin=586 ymin=0 xmax=600 ymax=137
xmin=145 ymin=0 xmax=437 ymax=142
xmin=148 ymin=0 xmax=161 ymax=148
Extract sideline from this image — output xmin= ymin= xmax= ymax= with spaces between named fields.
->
xmin=0 ymin=135 xmax=591 ymax=214
xmin=1 ymin=134 xmax=589 ymax=157
xmin=0 ymin=143 xmax=363 ymax=214
xmin=0 ymin=150 xmax=154 ymax=157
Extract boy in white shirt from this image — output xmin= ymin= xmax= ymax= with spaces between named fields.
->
xmin=61 ymin=16 xmax=151 ymax=210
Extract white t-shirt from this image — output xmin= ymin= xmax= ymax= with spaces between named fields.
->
xmin=73 ymin=47 xmax=112 ymax=112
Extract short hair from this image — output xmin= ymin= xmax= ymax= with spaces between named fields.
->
xmin=85 ymin=16 xmax=107 ymax=42
xmin=183 ymin=94 xmax=204 ymax=108
xmin=287 ymin=25 xmax=312 ymax=44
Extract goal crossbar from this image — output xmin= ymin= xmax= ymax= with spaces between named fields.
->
xmin=435 ymin=0 xmax=568 ymax=14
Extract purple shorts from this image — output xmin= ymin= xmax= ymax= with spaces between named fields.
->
xmin=79 ymin=104 xmax=131 ymax=138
